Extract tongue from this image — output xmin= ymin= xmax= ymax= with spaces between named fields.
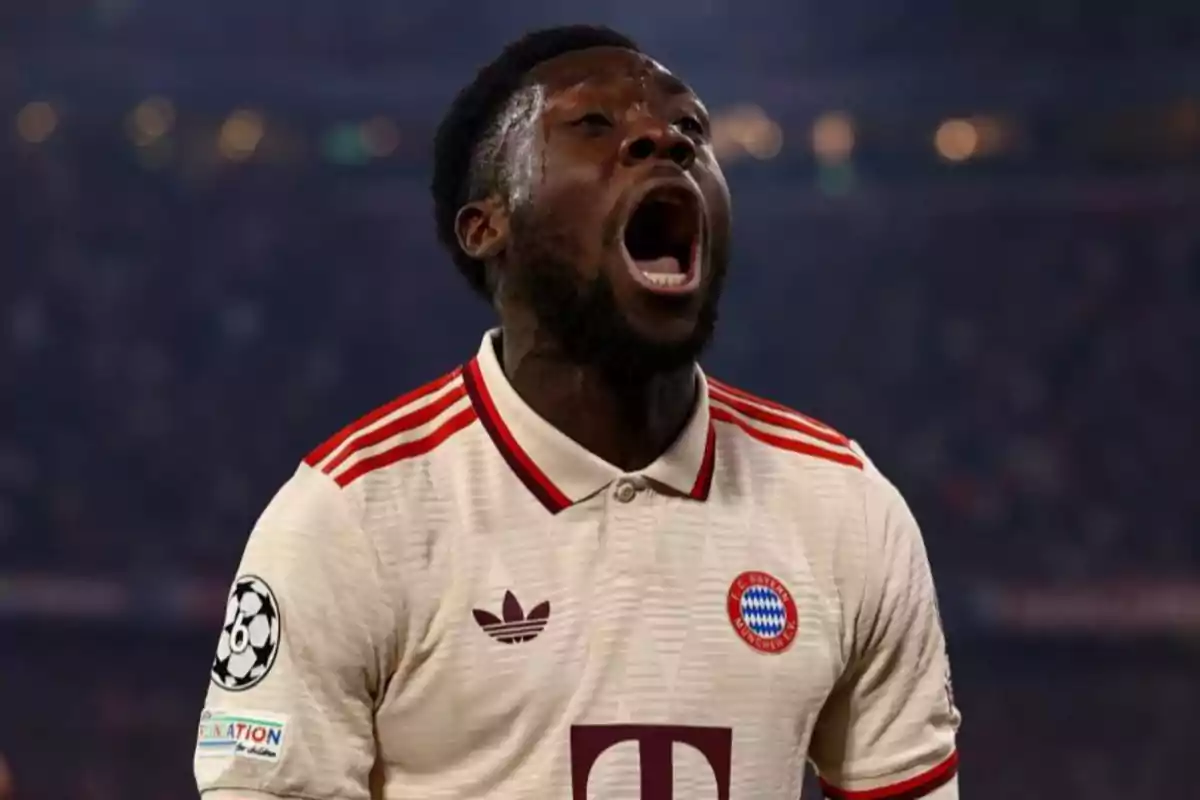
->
xmin=634 ymin=256 xmax=681 ymax=274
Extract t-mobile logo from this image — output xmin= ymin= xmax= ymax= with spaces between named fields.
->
xmin=570 ymin=724 xmax=733 ymax=800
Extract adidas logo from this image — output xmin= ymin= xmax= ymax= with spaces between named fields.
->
xmin=472 ymin=590 xmax=550 ymax=644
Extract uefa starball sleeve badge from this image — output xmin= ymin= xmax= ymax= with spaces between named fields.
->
xmin=210 ymin=575 xmax=282 ymax=691
xmin=727 ymin=571 xmax=798 ymax=654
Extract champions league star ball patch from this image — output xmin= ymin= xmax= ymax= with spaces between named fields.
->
xmin=211 ymin=575 xmax=281 ymax=691
xmin=727 ymin=571 xmax=798 ymax=654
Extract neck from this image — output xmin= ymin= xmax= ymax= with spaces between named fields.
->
xmin=498 ymin=320 xmax=697 ymax=472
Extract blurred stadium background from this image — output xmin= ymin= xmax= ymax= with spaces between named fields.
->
xmin=2 ymin=1 xmax=1199 ymax=798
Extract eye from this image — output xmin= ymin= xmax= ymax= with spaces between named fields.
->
xmin=571 ymin=112 xmax=614 ymax=133
xmin=676 ymin=116 xmax=706 ymax=136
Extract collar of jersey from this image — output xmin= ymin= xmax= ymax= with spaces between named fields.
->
xmin=462 ymin=329 xmax=717 ymax=514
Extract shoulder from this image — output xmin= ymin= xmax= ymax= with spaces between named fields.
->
xmin=302 ymin=366 xmax=478 ymax=489
xmin=270 ymin=366 xmax=478 ymax=576
xmin=706 ymin=376 xmax=863 ymax=471
xmin=707 ymin=376 xmax=914 ymax=537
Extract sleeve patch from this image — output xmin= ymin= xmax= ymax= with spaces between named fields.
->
xmin=210 ymin=575 xmax=282 ymax=692
xmin=197 ymin=709 xmax=289 ymax=763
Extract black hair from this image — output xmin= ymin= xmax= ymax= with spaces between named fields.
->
xmin=431 ymin=25 xmax=640 ymax=299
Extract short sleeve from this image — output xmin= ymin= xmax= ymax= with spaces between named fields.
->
xmin=195 ymin=464 xmax=397 ymax=800
xmin=809 ymin=444 xmax=961 ymax=799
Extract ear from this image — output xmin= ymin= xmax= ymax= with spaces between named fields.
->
xmin=455 ymin=198 xmax=509 ymax=261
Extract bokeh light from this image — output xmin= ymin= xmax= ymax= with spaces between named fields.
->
xmin=812 ymin=111 xmax=855 ymax=164
xmin=128 ymin=97 xmax=176 ymax=147
xmin=16 ymin=102 xmax=58 ymax=144
xmin=360 ymin=116 xmax=400 ymax=158
xmin=713 ymin=105 xmax=784 ymax=162
xmin=935 ymin=118 xmax=980 ymax=162
xmin=218 ymin=110 xmax=265 ymax=161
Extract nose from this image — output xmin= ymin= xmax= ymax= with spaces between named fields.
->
xmin=619 ymin=123 xmax=696 ymax=170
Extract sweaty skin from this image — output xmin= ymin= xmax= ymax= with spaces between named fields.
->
xmin=455 ymin=47 xmax=732 ymax=472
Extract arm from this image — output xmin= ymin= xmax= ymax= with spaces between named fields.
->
xmin=809 ymin=445 xmax=961 ymax=799
xmin=195 ymin=464 xmax=398 ymax=800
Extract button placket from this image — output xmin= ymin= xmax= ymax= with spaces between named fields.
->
xmin=614 ymin=480 xmax=639 ymax=503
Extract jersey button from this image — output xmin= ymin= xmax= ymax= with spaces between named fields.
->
xmin=614 ymin=480 xmax=639 ymax=503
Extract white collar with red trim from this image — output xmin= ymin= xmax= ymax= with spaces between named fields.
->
xmin=462 ymin=330 xmax=717 ymax=514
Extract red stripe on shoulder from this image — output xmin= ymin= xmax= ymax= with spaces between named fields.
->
xmin=820 ymin=751 xmax=959 ymax=800
xmin=711 ymin=406 xmax=863 ymax=469
xmin=708 ymin=378 xmax=845 ymax=440
xmin=334 ymin=406 xmax=478 ymax=487
xmin=708 ymin=385 xmax=849 ymax=447
xmin=304 ymin=367 xmax=462 ymax=468
xmin=321 ymin=384 xmax=467 ymax=476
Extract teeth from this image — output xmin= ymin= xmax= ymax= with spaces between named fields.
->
xmin=644 ymin=272 xmax=689 ymax=287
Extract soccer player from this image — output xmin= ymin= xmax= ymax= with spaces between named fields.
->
xmin=195 ymin=24 xmax=961 ymax=800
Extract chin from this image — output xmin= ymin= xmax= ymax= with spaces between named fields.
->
xmin=514 ymin=219 xmax=722 ymax=378
xmin=622 ymin=308 xmax=707 ymax=350
xmin=608 ymin=304 xmax=716 ymax=376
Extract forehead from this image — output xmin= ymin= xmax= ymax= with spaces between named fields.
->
xmin=525 ymin=47 xmax=694 ymax=102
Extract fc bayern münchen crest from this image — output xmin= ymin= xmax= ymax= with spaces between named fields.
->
xmin=727 ymin=570 xmax=798 ymax=654
xmin=211 ymin=575 xmax=281 ymax=691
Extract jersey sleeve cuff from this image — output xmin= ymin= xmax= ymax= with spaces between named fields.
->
xmin=819 ymin=750 xmax=959 ymax=800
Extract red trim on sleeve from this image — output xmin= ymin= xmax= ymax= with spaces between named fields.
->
xmin=820 ymin=751 xmax=959 ymax=800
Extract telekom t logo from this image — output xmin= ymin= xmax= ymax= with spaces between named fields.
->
xmin=570 ymin=724 xmax=732 ymax=800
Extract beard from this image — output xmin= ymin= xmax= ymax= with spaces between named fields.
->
xmin=504 ymin=206 xmax=725 ymax=387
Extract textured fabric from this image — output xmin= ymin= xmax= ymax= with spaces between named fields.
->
xmin=196 ymin=330 xmax=960 ymax=800
xmin=196 ymin=465 xmax=395 ymax=800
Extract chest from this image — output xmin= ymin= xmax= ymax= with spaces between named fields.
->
xmin=382 ymin=487 xmax=848 ymax=769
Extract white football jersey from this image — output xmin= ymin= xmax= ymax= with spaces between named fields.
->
xmin=196 ymin=329 xmax=960 ymax=800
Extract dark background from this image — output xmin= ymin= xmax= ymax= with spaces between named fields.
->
xmin=2 ymin=1 xmax=1199 ymax=798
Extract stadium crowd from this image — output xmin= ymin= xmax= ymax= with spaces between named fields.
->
xmin=4 ymin=1 xmax=1199 ymax=797
xmin=3 ymin=134 xmax=1197 ymax=587
xmin=14 ymin=0 xmax=1200 ymax=66
xmin=3 ymin=130 xmax=1196 ymax=792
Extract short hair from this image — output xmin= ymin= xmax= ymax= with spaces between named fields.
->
xmin=431 ymin=25 xmax=640 ymax=299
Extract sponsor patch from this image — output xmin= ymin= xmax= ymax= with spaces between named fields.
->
xmin=196 ymin=709 xmax=288 ymax=762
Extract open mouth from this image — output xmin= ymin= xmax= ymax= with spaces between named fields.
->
xmin=621 ymin=184 xmax=703 ymax=295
